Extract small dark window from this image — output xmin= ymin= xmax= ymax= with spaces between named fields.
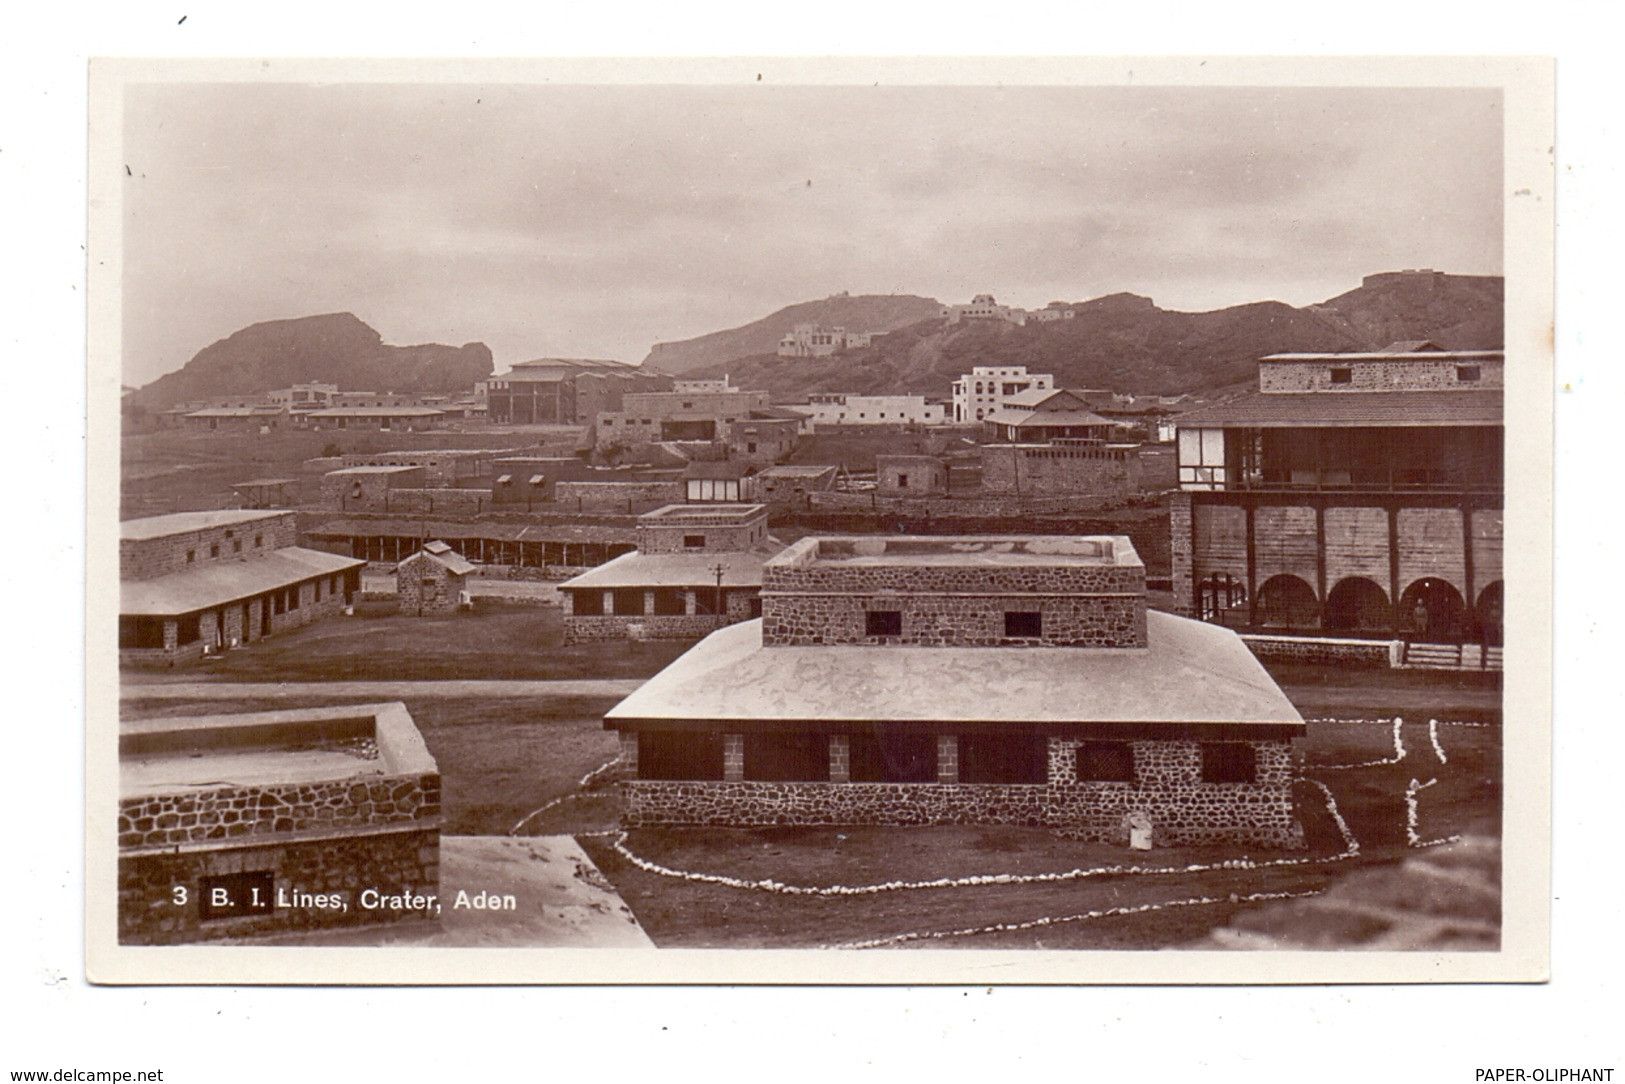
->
xmin=961 ymin=734 xmax=1049 ymax=784
xmin=1456 ymin=365 xmax=1482 ymax=382
xmin=570 ymin=590 xmax=604 ymax=616
xmin=612 ymin=588 xmax=645 ymax=615
xmin=896 ymin=473 xmax=909 ymax=488
xmin=209 ymin=544 xmax=220 ymax=557
xmin=233 ymin=540 xmax=242 ymax=553
xmin=651 ymin=588 xmax=686 ymax=615
xmin=255 ymin=535 xmax=263 ymax=547
xmin=683 ymin=534 xmax=705 ymax=549
xmin=1201 ymin=743 xmax=1258 ymax=784
xmin=848 ymin=731 xmax=936 ymax=783
xmin=1077 ymin=742 xmax=1135 ymax=782
xmin=866 ymin=610 xmax=903 ymax=637
xmin=744 ymin=733 xmax=829 ymax=782
xmin=1329 ymin=367 xmax=1353 ymax=385
xmin=186 ymin=550 xmax=196 ymax=563
xmin=175 ymin=613 xmax=201 ymax=645
xmin=1004 ymin=611 xmax=1042 ymax=638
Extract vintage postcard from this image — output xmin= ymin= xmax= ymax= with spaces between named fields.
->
xmin=86 ymin=55 xmax=1554 ymax=984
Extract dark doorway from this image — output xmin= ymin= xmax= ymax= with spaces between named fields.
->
xmin=1255 ymin=575 xmax=1319 ymax=630
xmin=1475 ymin=581 xmax=1504 ymax=646
xmin=1399 ymin=578 xmax=1468 ymax=642
xmin=1324 ymin=577 xmax=1392 ymax=633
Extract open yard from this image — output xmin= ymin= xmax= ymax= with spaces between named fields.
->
xmin=122 ymin=672 xmax=1501 ymax=950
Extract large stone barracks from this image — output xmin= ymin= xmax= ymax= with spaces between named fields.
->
xmin=604 ymin=535 xmax=1307 ymax=847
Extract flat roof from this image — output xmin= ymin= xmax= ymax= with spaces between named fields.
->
xmin=122 ymin=547 xmax=366 ymax=616
xmin=323 ymin=464 xmax=425 ymax=475
xmin=769 ymin=535 xmax=1137 ymax=570
xmin=306 ymin=407 xmax=445 ymax=417
xmin=121 ymin=702 xmax=434 ymax=796
xmin=1174 ymin=389 xmax=1504 ymax=429
xmin=758 ymin=465 xmax=838 ymax=477
xmin=304 ymin=518 xmax=636 ymax=543
xmin=559 ymin=551 xmax=769 ymax=590
xmin=606 ymin=612 xmax=1302 ymax=732
xmin=121 ymin=509 xmax=288 ymax=541
xmin=1260 ymin=349 xmax=1504 ymax=362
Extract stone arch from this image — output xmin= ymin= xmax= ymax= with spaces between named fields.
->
xmin=1398 ymin=577 xmax=1468 ymax=642
xmin=1255 ymin=574 xmax=1319 ymax=630
xmin=1324 ymin=577 xmax=1392 ymax=633
xmin=1196 ymin=572 xmax=1248 ymax=626
xmin=1475 ymin=580 xmax=1504 ymax=646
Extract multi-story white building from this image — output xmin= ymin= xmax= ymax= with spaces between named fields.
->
xmin=776 ymin=324 xmax=872 ymax=357
xmin=940 ymin=294 xmax=1029 ymax=327
xmin=951 ymin=365 xmax=1055 ymax=423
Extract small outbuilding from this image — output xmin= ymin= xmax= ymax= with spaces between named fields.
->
xmin=397 ymin=540 xmax=475 ymax=615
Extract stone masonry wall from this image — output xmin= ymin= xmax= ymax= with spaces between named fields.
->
xmin=118 ymin=827 xmax=438 ymax=945
xmin=121 ymin=512 xmax=297 ymax=582
xmin=555 ymin=481 xmax=685 ymax=513
xmin=1259 ymin=357 xmax=1504 ymax=393
xmin=1170 ymin=493 xmax=1194 ymax=615
xmin=1240 ymin=635 xmax=1397 ymax=669
xmin=760 ymin=591 xmax=1145 ymax=647
xmin=637 ymin=510 xmax=768 ymax=554
xmin=980 ymin=444 xmax=1142 ymax=497
xmin=564 ymin=591 xmax=756 ymax=643
xmin=396 ymin=558 xmax=465 ymax=615
xmin=620 ymin=738 xmax=1301 ymax=847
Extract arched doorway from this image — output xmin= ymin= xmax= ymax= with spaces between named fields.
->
xmin=1324 ymin=577 xmax=1392 ymax=633
xmin=1475 ymin=581 xmax=1504 ymax=646
xmin=1197 ymin=573 xmax=1247 ymax=626
xmin=1398 ymin=578 xmax=1468 ymax=642
xmin=1255 ymin=574 xmax=1319 ymax=630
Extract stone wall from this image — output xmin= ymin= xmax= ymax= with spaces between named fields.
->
xmin=619 ymin=738 xmax=1301 ymax=848
xmin=637 ymin=508 xmax=769 ymax=554
xmin=396 ymin=557 xmax=466 ymax=616
xmin=876 ymin=455 xmax=947 ymax=496
xmin=320 ymin=467 xmax=425 ymax=511
xmin=555 ymin=481 xmax=686 ymax=514
xmin=760 ymin=591 xmax=1144 ymax=648
xmin=1170 ymin=493 xmax=1194 ymax=615
xmin=980 ymin=444 xmax=1142 ymax=497
xmin=121 ymin=512 xmax=297 ymax=582
xmin=563 ymin=590 xmax=756 ymax=643
xmin=118 ymin=827 xmax=438 ymax=945
xmin=1258 ymin=357 xmax=1504 ymax=393
xmin=340 ymin=451 xmax=494 ymax=486
xmin=374 ymin=488 xmax=491 ymax=518
xmin=1239 ymin=634 xmax=1398 ymax=669
xmin=119 ymin=569 xmax=356 ymax=667
xmin=805 ymin=491 xmax=1144 ymax=517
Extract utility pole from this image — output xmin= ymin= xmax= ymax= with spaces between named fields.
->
xmin=712 ymin=562 xmax=726 ymax=629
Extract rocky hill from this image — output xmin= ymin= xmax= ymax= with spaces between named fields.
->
xmin=128 ymin=313 xmax=494 ymax=410
xmin=641 ymin=293 xmax=943 ymax=374
xmin=681 ymin=273 xmax=1504 ymax=401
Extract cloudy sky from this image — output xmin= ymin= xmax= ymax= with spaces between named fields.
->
xmin=118 ymin=79 xmax=1503 ymax=386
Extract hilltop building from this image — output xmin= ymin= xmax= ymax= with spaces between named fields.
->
xmin=605 ymin=534 xmax=1305 ymax=846
xmin=940 ymin=294 xmax=1029 ymax=327
xmin=1170 ymin=342 xmax=1504 ymax=649
xmin=120 ymin=509 xmax=364 ymax=665
xmin=777 ymin=323 xmax=873 ymax=357
xmin=951 ymin=365 xmax=1054 ymax=423
xmin=559 ymin=504 xmax=777 ymax=642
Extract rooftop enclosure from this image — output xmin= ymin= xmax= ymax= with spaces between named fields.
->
xmin=635 ymin=503 xmax=770 ymax=553
xmin=761 ymin=535 xmax=1147 ymax=648
xmin=118 ymin=703 xmax=440 ymax=944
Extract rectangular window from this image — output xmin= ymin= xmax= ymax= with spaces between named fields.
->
xmin=651 ymin=588 xmax=686 ymax=615
xmin=286 ymin=587 xmax=299 ymax=611
xmin=1004 ymin=611 xmax=1042 ymax=638
xmin=896 ymin=473 xmax=909 ymax=488
xmin=186 ymin=550 xmax=196 ymax=563
xmin=960 ymin=734 xmax=1049 ymax=784
xmin=175 ymin=613 xmax=201 ymax=645
xmin=1076 ymin=742 xmax=1135 ymax=782
xmin=118 ymin=616 xmax=165 ymax=650
xmin=1456 ymin=365 xmax=1482 ymax=382
xmin=570 ymin=590 xmax=604 ymax=616
xmin=637 ymin=731 xmax=725 ymax=781
xmin=255 ymin=535 xmax=263 ymax=547
xmin=744 ymin=733 xmax=830 ymax=782
xmin=612 ymin=588 xmax=645 ymax=616
xmin=233 ymin=540 xmax=242 ymax=553
xmin=683 ymin=534 xmax=705 ymax=549
xmin=209 ymin=544 xmax=220 ymax=558
xmin=1201 ymin=743 xmax=1258 ymax=784
xmin=865 ymin=610 xmax=903 ymax=637
xmin=1329 ymin=367 xmax=1353 ymax=384
xmin=848 ymin=732 xmax=936 ymax=783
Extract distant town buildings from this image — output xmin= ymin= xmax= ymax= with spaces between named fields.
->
xmin=604 ymin=533 xmax=1306 ymax=846
xmin=940 ymin=294 xmax=1029 ymax=327
xmin=1170 ymin=341 xmax=1504 ymax=649
xmin=799 ymin=394 xmax=949 ymax=427
xmin=777 ymin=323 xmax=873 ymax=357
xmin=485 ymin=357 xmax=671 ymax=425
xmin=119 ymin=509 xmax=364 ymax=665
xmin=951 ymin=365 xmax=1054 ymax=423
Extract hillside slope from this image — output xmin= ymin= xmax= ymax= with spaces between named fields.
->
xmin=684 ymin=274 xmax=1504 ymax=401
xmin=641 ymin=294 xmax=943 ymax=374
xmin=129 ymin=313 xmax=494 ymax=409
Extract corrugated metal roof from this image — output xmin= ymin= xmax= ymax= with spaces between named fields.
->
xmin=606 ymin=612 xmax=1302 ymax=728
xmin=1173 ymin=389 xmax=1504 ymax=428
xmin=559 ymin=551 xmax=769 ymax=590
xmin=121 ymin=547 xmax=365 ymax=616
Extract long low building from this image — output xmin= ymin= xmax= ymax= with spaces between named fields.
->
xmin=302 ymin=517 xmax=637 ymax=573
xmin=120 ymin=510 xmax=365 ymax=665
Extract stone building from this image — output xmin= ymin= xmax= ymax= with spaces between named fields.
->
xmin=981 ymin=388 xmax=1115 ymax=443
xmin=799 ymin=394 xmax=949 ymax=427
xmin=776 ymin=323 xmax=873 ymax=357
xmin=940 ymin=294 xmax=1029 ymax=327
xmin=117 ymin=702 xmax=440 ymax=945
xmin=489 ymin=456 xmax=593 ymax=507
xmin=605 ymin=534 xmax=1306 ymax=846
xmin=757 ymin=464 xmax=839 ymax=504
xmin=484 ymin=357 xmax=672 ymax=425
xmin=321 ymin=464 xmax=428 ymax=512
xmin=304 ymin=406 xmax=445 ymax=431
xmin=875 ymin=454 xmax=948 ymax=496
xmin=594 ymin=381 xmax=772 ymax=448
xmin=979 ymin=443 xmax=1143 ymax=498
xmin=1170 ymin=342 xmax=1503 ymax=646
xmin=304 ymin=518 xmax=637 ymax=578
xmin=339 ymin=449 xmax=502 ymax=487
xmin=726 ymin=414 xmax=801 ymax=465
xmin=951 ymin=365 xmax=1054 ymax=423
xmin=559 ymin=504 xmax=777 ymax=642
xmin=396 ymin=541 xmax=474 ymax=616
xmin=120 ymin=510 xmax=365 ymax=666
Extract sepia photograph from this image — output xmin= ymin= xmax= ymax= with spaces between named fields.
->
xmin=85 ymin=56 xmax=1553 ymax=984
